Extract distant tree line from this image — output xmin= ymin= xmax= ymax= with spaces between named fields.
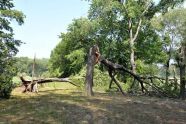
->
xmin=15 ymin=57 xmax=49 ymax=77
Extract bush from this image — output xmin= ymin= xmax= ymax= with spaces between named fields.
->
xmin=0 ymin=60 xmax=17 ymax=99
xmin=0 ymin=72 xmax=15 ymax=99
xmin=0 ymin=82 xmax=13 ymax=99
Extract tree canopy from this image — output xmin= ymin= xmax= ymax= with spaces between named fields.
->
xmin=49 ymin=0 xmax=185 ymax=98
xmin=0 ymin=0 xmax=25 ymax=98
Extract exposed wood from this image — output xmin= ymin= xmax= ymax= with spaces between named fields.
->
xmin=20 ymin=76 xmax=78 ymax=93
xmin=85 ymin=45 xmax=99 ymax=96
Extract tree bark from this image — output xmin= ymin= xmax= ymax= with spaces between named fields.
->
xmin=177 ymin=45 xmax=186 ymax=99
xmin=85 ymin=45 xmax=99 ymax=96
xmin=108 ymin=69 xmax=125 ymax=95
xmin=20 ymin=77 xmax=78 ymax=93
xmin=99 ymin=56 xmax=146 ymax=93
xmin=179 ymin=65 xmax=185 ymax=99
xmin=129 ymin=18 xmax=136 ymax=74
xmin=165 ymin=59 xmax=170 ymax=85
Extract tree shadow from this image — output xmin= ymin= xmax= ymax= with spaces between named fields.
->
xmin=0 ymin=90 xmax=186 ymax=124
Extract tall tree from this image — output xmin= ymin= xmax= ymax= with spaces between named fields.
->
xmin=49 ymin=18 xmax=98 ymax=77
xmin=0 ymin=0 xmax=25 ymax=98
xmin=118 ymin=0 xmax=184 ymax=73
xmin=88 ymin=0 xmax=184 ymax=74
xmin=153 ymin=8 xmax=186 ymax=98
xmin=151 ymin=10 xmax=181 ymax=85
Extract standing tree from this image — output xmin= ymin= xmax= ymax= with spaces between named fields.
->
xmin=152 ymin=8 xmax=186 ymax=99
xmin=88 ymin=0 xmax=184 ymax=72
xmin=117 ymin=0 xmax=184 ymax=73
xmin=49 ymin=18 xmax=98 ymax=77
xmin=177 ymin=44 xmax=186 ymax=99
xmin=0 ymin=0 xmax=25 ymax=98
xmin=87 ymin=0 xmax=184 ymax=92
xmin=151 ymin=9 xmax=181 ymax=85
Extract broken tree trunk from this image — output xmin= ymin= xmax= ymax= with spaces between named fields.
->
xmin=85 ymin=46 xmax=176 ymax=97
xmin=85 ymin=45 xmax=99 ymax=96
xmin=84 ymin=45 xmax=147 ymax=96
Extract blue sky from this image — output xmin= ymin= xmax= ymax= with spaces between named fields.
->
xmin=13 ymin=0 xmax=186 ymax=58
xmin=13 ymin=0 xmax=90 ymax=58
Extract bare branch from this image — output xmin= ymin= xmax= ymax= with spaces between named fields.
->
xmin=133 ymin=18 xmax=142 ymax=42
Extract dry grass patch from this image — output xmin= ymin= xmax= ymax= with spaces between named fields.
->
xmin=0 ymin=82 xmax=186 ymax=124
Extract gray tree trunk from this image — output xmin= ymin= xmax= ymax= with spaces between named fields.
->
xmin=165 ymin=59 xmax=170 ymax=85
xmin=177 ymin=45 xmax=186 ymax=99
xmin=85 ymin=45 xmax=98 ymax=96
xmin=179 ymin=65 xmax=185 ymax=99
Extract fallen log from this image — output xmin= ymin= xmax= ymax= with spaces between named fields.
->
xmin=20 ymin=76 xmax=78 ymax=93
xmin=99 ymin=56 xmax=174 ymax=97
xmin=36 ymin=78 xmax=79 ymax=87
xmin=99 ymin=56 xmax=147 ymax=93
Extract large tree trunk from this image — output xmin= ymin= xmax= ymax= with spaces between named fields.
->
xmin=85 ymin=45 xmax=99 ymax=96
xmin=179 ymin=65 xmax=186 ymax=99
xmin=177 ymin=45 xmax=186 ymax=99
xmin=165 ymin=59 xmax=170 ymax=85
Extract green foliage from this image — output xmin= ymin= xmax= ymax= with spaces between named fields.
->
xmin=0 ymin=0 xmax=25 ymax=99
xmin=0 ymin=59 xmax=17 ymax=99
xmin=50 ymin=0 xmax=185 ymax=78
xmin=136 ymin=59 xmax=159 ymax=76
xmin=14 ymin=57 xmax=49 ymax=77
xmin=49 ymin=18 xmax=98 ymax=77
xmin=65 ymin=49 xmax=86 ymax=74
xmin=70 ymin=65 xmax=110 ymax=91
xmin=49 ymin=0 xmax=185 ymax=96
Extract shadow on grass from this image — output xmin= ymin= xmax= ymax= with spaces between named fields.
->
xmin=0 ymin=89 xmax=186 ymax=124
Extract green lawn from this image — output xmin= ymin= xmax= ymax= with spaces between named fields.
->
xmin=0 ymin=82 xmax=186 ymax=124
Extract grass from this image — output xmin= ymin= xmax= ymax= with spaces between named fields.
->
xmin=0 ymin=82 xmax=186 ymax=124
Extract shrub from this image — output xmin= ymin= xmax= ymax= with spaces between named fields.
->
xmin=0 ymin=65 xmax=16 ymax=99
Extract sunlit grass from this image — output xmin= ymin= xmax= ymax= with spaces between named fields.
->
xmin=0 ymin=82 xmax=186 ymax=124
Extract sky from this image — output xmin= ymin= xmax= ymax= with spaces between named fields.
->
xmin=13 ymin=0 xmax=186 ymax=59
xmin=13 ymin=0 xmax=90 ymax=58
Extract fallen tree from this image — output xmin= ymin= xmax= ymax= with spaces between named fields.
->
xmin=85 ymin=45 xmax=176 ymax=97
xmin=20 ymin=76 xmax=78 ymax=93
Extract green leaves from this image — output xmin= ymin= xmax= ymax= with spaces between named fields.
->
xmin=50 ymin=0 xmax=185 ymax=89
xmin=0 ymin=9 xmax=25 ymax=25
xmin=65 ymin=49 xmax=86 ymax=73
xmin=0 ymin=0 xmax=25 ymax=98
xmin=49 ymin=18 xmax=98 ymax=77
